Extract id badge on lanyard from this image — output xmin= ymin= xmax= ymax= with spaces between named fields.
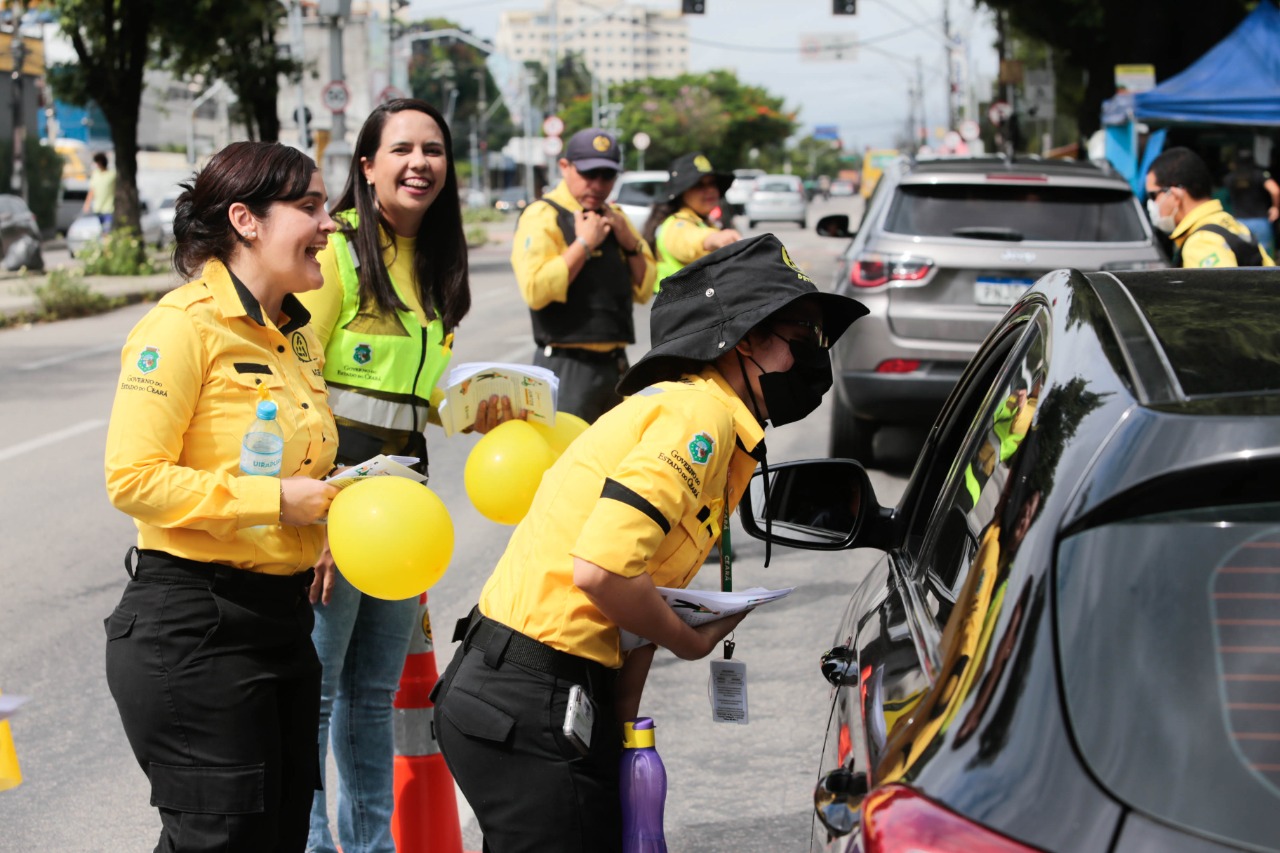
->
xmin=710 ymin=496 xmax=747 ymax=724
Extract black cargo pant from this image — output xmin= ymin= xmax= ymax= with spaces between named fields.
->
xmin=104 ymin=549 xmax=320 ymax=853
xmin=534 ymin=345 xmax=629 ymax=424
xmin=432 ymin=612 xmax=622 ymax=853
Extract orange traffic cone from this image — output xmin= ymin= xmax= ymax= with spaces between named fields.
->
xmin=0 ymin=690 xmax=22 ymax=792
xmin=391 ymin=594 xmax=464 ymax=853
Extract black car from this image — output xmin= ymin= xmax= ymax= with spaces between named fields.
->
xmin=741 ymin=268 xmax=1280 ymax=852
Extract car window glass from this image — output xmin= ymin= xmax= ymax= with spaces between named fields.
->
xmin=885 ymin=184 xmax=1147 ymax=243
xmin=913 ymin=318 xmax=1047 ymax=627
xmin=615 ymin=181 xmax=662 ymax=206
xmin=1058 ymin=503 xmax=1280 ymax=851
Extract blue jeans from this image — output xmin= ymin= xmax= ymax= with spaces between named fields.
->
xmin=1239 ymin=217 xmax=1274 ymax=256
xmin=307 ymin=571 xmax=417 ymax=853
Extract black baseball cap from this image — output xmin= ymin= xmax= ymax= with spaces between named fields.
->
xmin=564 ymin=128 xmax=622 ymax=172
xmin=616 ymin=233 xmax=868 ymax=395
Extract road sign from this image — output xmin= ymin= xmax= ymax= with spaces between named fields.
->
xmin=632 ymin=131 xmax=651 ymax=151
xmin=959 ymin=119 xmax=980 ymax=141
xmin=813 ymin=124 xmax=840 ymax=141
xmin=544 ymin=136 xmax=564 ymax=157
xmin=322 ymin=80 xmax=350 ymax=114
xmin=799 ymin=32 xmax=857 ymax=62
xmin=378 ymin=86 xmax=406 ymax=105
xmin=1023 ymin=69 xmax=1055 ymax=120
xmin=542 ymin=115 xmax=565 ymax=137
xmin=987 ymin=101 xmax=1013 ymax=126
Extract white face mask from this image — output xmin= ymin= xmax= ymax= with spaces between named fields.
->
xmin=1147 ymin=197 xmax=1176 ymax=234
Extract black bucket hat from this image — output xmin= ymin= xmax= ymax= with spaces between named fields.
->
xmin=660 ymin=152 xmax=734 ymax=204
xmin=617 ymin=233 xmax=869 ymax=396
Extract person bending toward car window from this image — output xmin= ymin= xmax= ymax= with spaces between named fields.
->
xmin=103 ymin=141 xmax=340 ymax=852
xmin=297 ymin=97 xmax=518 ymax=853
xmin=511 ymin=127 xmax=656 ymax=423
xmin=643 ymin=151 xmax=743 ymax=292
xmin=433 ymin=233 xmax=868 ymax=852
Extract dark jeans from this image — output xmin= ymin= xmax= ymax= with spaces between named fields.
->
xmin=433 ymin=622 xmax=622 ymax=853
xmin=104 ymin=550 xmax=320 ymax=853
xmin=534 ymin=346 xmax=629 ymax=424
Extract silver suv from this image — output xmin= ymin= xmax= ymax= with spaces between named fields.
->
xmin=816 ymin=155 xmax=1166 ymax=464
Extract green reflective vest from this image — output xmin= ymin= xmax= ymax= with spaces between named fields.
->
xmin=655 ymin=209 xmax=714 ymax=292
xmin=321 ymin=215 xmax=452 ymax=434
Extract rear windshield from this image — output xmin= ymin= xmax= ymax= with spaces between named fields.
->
xmin=1056 ymin=503 xmax=1280 ymax=851
xmin=616 ymin=180 xmax=662 ymax=206
xmin=884 ymin=183 xmax=1147 ymax=242
xmin=1124 ymin=276 xmax=1280 ymax=398
xmin=756 ymin=180 xmax=798 ymax=193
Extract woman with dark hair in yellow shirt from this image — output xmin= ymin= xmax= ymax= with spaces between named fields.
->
xmin=103 ymin=141 xmax=340 ymax=853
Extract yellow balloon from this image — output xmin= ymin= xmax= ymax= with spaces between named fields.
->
xmin=529 ymin=411 xmax=590 ymax=456
xmin=327 ymin=477 xmax=454 ymax=600
xmin=465 ymin=419 xmax=556 ymax=525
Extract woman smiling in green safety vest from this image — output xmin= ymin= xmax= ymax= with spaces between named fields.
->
xmin=298 ymin=98 xmax=516 ymax=853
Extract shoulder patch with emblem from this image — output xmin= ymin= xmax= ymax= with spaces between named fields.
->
xmin=688 ymin=432 xmax=714 ymax=464
xmin=137 ymin=346 xmax=160 ymax=373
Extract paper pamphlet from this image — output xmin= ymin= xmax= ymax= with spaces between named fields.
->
xmin=437 ymin=362 xmax=559 ymax=437
xmin=618 ymin=586 xmax=794 ymax=651
xmin=325 ymin=454 xmax=427 ymax=490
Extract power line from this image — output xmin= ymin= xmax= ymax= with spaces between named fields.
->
xmin=686 ymin=19 xmax=937 ymax=55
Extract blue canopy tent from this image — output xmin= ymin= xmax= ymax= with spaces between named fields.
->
xmin=1102 ymin=0 xmax=1280 ymax=194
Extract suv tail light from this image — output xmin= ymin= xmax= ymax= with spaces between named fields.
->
xmin=863 ymin=785 xmax=1040 ymax=852
xmin=850 ymin=252 xmax=934 ymax=288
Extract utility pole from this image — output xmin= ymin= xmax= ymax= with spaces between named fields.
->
xmin=9 ymin=0 xmax=27 ymax=201
xmin=548 ymin=0 xmax=558 ymax=117
xmin=318 ymin=0 xmax=353 ymax=196
xmin=475 ymin=70 xmax=488 ymax=198
xmin=942 ymin=0 xmax=956 ymax=131
xmin=916 ymin=55 xmax=926 ymax=148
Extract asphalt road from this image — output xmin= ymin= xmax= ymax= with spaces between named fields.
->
xmin=0 ymin=196 xmax=912 ymax=853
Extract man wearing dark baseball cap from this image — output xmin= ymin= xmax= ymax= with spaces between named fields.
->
xmin=436 ymin=233 xmax=867 ymax=852
xmin=511 ymin=127 xmax=656 ymax=423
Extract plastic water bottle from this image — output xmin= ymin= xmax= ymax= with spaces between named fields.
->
xmin=621 ymin=717 xmax=667 ymax=853
xmin=240 ymin=400 xmax=284 ymax=476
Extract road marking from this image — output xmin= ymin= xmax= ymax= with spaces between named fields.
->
xmin=19 ymin=342 xmax=118 ymax=371
xmin=0 ymin=419 xmax=107 ymax=462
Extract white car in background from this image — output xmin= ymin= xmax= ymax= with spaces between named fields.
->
xmin=724 ymin=167 xmax=764 ymax=216
xmin=607 ymin=170 xmax=667 ymax=236
xmin=744 ymin=174 xmax=808 ymax=229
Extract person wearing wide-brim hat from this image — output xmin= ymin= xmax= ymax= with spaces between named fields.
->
xmin=642 ymin=151 xmax=744 ymax=292
xmin=433 ymin=233 xmax=866 ymax=852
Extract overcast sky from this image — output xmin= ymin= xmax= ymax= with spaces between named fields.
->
xmin=409 ymin=0 xmax=999 ymax=150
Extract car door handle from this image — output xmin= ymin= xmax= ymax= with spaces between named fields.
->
xmin=814 ymin=766 xmax=869 ymax=837
xmin=820 ymin=645 xmax=860 ymax=687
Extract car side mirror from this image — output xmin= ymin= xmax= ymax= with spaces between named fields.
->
xmin=816 ymin=213 xmax=853 ymax=239
xmin=739 ymin=458 xmax=894 ymax=551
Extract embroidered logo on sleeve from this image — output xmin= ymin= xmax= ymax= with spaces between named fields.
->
xmin=1199 ymin=252 xmax=1221 ymax=267
xmin=137 ymin=346 xmax=160 ymax=374
xmin=688 ymin=432 xmax=714 ymax=464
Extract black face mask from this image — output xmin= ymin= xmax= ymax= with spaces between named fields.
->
xmin=756 ymin=338 xmax=832 ymax=427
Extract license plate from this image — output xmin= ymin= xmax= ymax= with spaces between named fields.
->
xmin=974 ymin=277 xmax=1035 ymax=306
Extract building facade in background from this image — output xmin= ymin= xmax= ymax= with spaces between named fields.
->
xmin=496 ymin=0 xmax=688 ymax=84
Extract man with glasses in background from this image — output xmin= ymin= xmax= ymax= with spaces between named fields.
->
xmin=512 ymin=128 xmax=657 ymax=422
xmin=1144 ymin=146 xmax=1274 ymax=268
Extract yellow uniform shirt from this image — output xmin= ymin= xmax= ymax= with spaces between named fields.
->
xmin=478 ymin=367 xmax=765 ymax=668
xmin=299 ymin=228 xmax=447 ymax=427
xmin=659 ymin=206 xmax=716 ymax=267
xmin=104 ymin=259 xmax=338 ymax=575
xmin=1173 ymin=199 xmax=1275 ymax=268
xmin=511 ymin=181 xmax=656 ymax=331
xmin=301 ymin=230 xmax=429 ymax=345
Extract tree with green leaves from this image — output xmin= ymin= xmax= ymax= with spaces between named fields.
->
xmin=980 ymin=0 xmax=1253 ymax=137
xmin=558 ymin=70 xmax=797 ymax=172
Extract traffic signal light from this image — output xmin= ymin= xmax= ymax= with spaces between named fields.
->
xmin=833 ymin=0 xmax=856 ymax=13
xmin=681 ymin=0 xmax=705 ymax=13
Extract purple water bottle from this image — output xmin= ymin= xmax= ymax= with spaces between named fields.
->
xmin=620 ymin=717 xmax=668 ymax=853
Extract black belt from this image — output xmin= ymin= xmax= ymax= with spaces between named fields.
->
xmin=458 ymin=610 xmax=614 ymax=693
xmin=542 ymin=345 xmax=627 ymax=364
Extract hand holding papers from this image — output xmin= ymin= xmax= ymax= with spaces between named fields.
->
xmin=619 ymin=586 xmax=794 ymax=651
xmin=438 ymin=362 xmax=559 ymax=437
xmin=325 ymin=455 xmax=427 ymax=490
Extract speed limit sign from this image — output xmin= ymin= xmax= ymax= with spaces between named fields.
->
xmin=322 ymin=80 xmax=350 ymax=114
